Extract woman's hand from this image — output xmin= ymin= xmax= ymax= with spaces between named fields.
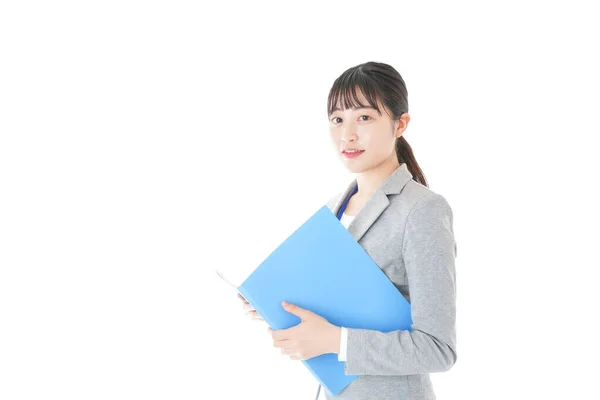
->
xmin=237 ymin=293 xmax=264 ymax=321
xmin=269 ymin=301 xmax=341 ymax=361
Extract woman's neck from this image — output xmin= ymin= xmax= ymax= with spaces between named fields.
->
xmin=355 ymin=157 xmax=401 ymax=201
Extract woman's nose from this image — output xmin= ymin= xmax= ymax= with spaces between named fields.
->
xmin=341 ymin=127 xmax=358 ymax=142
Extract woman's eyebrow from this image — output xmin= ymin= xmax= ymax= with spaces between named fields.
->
xmin=332 ymin=106 xmax=376 ymax=112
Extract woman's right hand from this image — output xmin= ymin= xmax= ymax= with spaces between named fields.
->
xmin=238 ymin=293 xmax=264 ymax=321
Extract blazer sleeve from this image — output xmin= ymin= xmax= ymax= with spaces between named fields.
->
xmin=344 ymin=193 xmax=458 ymax=376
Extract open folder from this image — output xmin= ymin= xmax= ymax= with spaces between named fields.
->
xmin=230 ymin=205 xmax=413 ymax=396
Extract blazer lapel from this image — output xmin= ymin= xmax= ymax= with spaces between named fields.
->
xmin=331 ymin=179 xmax=358 ymax=217
xmin=337 ymin=163 xmax=414 ymax=242
xmin=347 ymin=189 xmax=389 ymax=242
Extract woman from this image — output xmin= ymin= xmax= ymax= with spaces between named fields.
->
xmin=239 ymin=61 xmax=457 ymax=400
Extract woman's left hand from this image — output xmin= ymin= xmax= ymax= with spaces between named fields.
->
xmin=268 ymin=301 xmax=341 ymax=361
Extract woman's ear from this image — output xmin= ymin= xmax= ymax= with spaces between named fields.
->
xmin=394 ymin=113 xmax=410 ymax=138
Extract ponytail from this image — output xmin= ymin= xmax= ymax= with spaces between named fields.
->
xmin=395 ymin=131 xmax=427 ymax=187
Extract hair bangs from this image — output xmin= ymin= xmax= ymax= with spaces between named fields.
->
xmin=327 ymin=71 xmax=383 ymax=117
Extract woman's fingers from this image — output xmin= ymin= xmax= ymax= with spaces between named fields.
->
xmin=246 ymin=310 xmax=264 ymax=320
xmin=237 ymin=293 xmax=263 ymax=320
xmin=238 ymin=294 xmax=250 ymax=306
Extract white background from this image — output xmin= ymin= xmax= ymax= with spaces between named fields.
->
xmin=1 ymin=1 xmax=599 ymax=399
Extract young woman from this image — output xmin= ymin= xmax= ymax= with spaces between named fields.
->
xmin=239 ymin=61 xmax=457 ymax=400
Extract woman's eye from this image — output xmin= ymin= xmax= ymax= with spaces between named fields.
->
xmin=332 ymin=116 xmax=370 ymax=123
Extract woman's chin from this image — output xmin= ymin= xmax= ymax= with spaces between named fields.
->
xmin=343 ymin=161 xmax=370 ymax=174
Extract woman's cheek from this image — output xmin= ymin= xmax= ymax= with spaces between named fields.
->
xmin=358 ymin=134 xmax=370 ymax=149
xmin=328 ymin=131 xmax=338 ymax=145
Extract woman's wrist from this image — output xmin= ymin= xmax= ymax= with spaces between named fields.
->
xmin=328 ymin=324 xmax=342 ymax=354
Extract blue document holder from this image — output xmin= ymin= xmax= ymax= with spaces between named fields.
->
xmin=237 ymin=205 xmax=413 ymax=396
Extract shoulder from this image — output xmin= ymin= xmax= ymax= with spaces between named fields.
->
xmin=396 ymin=180 xmax=457 ymax=256
xmin=392 ymin=179 xmax=454 ymax=224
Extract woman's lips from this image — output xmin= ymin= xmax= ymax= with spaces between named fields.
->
xmin=342 ymin=150 xmax=365 ymax=158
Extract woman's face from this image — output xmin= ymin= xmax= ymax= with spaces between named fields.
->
xmin=329 ymin=89 xmax=407 ymax=174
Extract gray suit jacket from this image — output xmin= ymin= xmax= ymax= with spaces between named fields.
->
xmin=321 ymin=163 xmax=457 ymax=400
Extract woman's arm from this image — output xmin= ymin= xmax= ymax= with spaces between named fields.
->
xmin=344 ymin=193 xmax=458 ymax=376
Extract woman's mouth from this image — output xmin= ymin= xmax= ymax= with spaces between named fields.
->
xmin=342 ymin=150 xmax=365 ymax=158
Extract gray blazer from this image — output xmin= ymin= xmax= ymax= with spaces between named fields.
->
xmin=321 ymin=162 xmax=457 ymax=400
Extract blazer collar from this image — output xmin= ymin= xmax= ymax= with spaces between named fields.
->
xmin=333 ymin=162 xmax=414 ymax=242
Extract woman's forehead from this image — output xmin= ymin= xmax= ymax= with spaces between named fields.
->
xmin=333 ymin=90 xmax=380 ymax=111
xmin=333 ymin=97 xmax=386 ymax=116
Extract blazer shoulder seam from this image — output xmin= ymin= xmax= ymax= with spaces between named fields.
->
xmin=400 ymin=192 xmax=445 ymax=254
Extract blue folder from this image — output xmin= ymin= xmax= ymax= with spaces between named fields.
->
xmin=236 ymin=205 xmax=413 ymax=396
